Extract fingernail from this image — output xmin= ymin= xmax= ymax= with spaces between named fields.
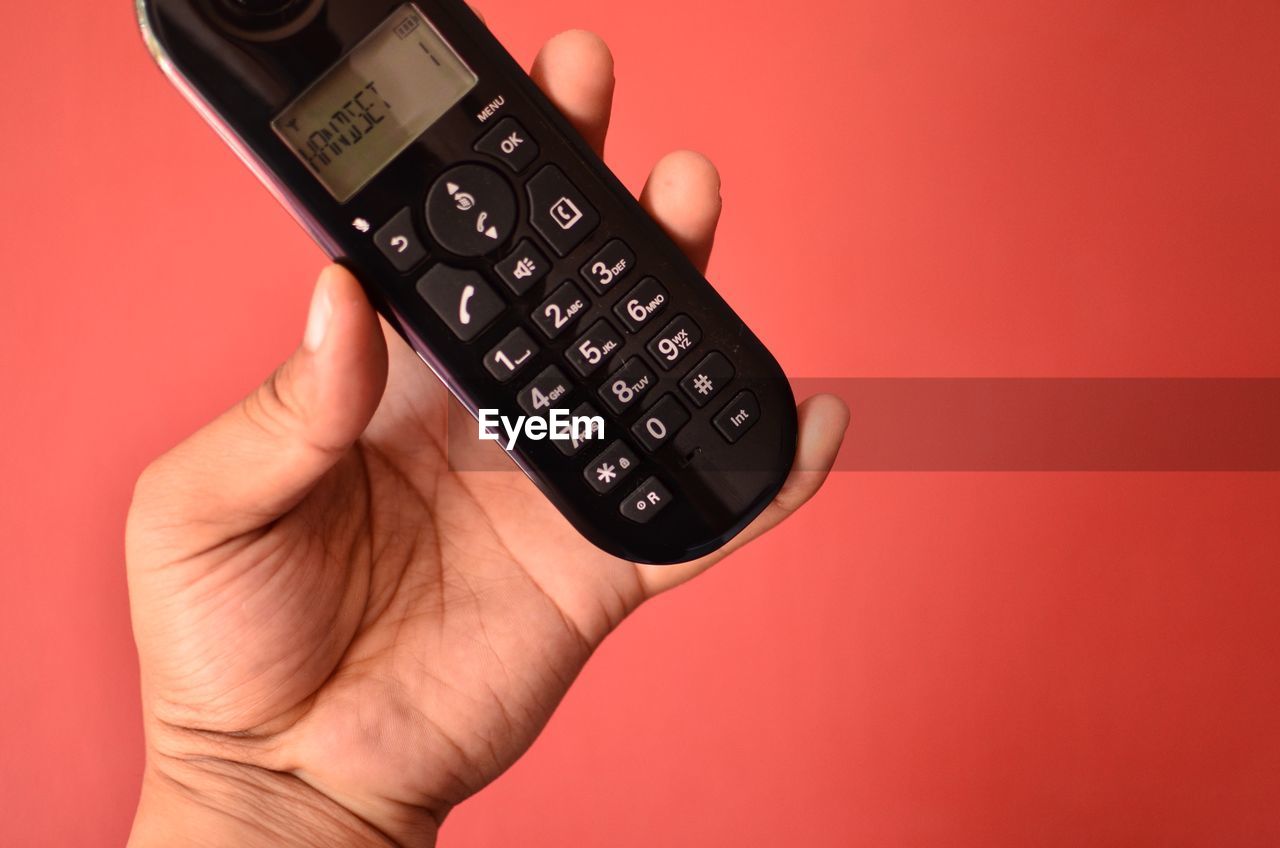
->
xmin=304 ymin=273 xmax=334 ymax=353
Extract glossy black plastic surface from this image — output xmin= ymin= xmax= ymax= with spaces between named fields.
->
xmin=138 ymin=0 xmax=798 ymax=563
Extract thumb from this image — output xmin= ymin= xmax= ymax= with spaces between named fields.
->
xmin=130 ymin=265 xmax=388 ymax=554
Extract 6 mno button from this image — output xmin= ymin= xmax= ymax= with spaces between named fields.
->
xmin=620 ymin=478 xmax=673 ymax=524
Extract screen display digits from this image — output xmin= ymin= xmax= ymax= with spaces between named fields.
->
xmin=273 ymin=4 xmax=478 ymax=202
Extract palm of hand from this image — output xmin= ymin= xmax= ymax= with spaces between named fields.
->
xmin=134 ymin=359 xmax=648 ymax=837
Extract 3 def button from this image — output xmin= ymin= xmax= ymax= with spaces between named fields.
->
xmin=620 ymin=478 xmax=673 ymax=524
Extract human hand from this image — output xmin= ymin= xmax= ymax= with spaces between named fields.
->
xmin=127 ymin=29 xmax=849 ymax=847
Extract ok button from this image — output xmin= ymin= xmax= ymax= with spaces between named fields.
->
xmin=426 ymin=163 xmax=517 ymax=258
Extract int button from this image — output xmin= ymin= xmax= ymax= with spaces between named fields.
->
xmin=713 ymin=391 xmax=761 ymax=443
xmin=475 ymin=117 xmax=539 ymax=173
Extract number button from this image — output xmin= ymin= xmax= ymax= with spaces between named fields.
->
xmin=614 ymin=277 xmax=669 ymax=333
xmin=474 ymin=117 xmax=539 ymax=173
xmin=416 ymin=265 xmax=505 ymax=342
xmin=713 ymin=391 xmax=761 ymax=443
xmin=585 ymin=440 xmax=639 ymax=495
xmin=598 ymin=357 xmax=657 ymax=414
xmin=566 ymin=319 xmax=624 ymax=377
xmin=620 ymin=478 xmax=674 ymax=524
xmin=374 ymin=208 xmax=427 ymax=272
xmin=527 ymin=165 xmax=600 ymax=256
xmin=631 ymin=395 xmax=691 ymax=452
xmin=518 ymin=366 xmax=572 ymax=415
xmin=554 ymin=403 xmax=607 ymax=457
xmin=532 ymin=282 xmax=589 ymax=339
xmin=495 ymin=239 xmax=550 ymax=296
xmin=679 ymin=352 xmax=735 ymax=407
xmin=646 ymin=315 xmax=702 ymax=371
xmin=485 ymin=328 xmax=538 ymax=383
xmin=580 ymin=240 xmax=636 ymax=295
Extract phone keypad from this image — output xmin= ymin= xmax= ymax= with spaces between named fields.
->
xmin=379 ymin=116 xmax=768 ymax=525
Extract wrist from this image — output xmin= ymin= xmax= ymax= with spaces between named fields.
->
xmin=130 ymin=756 xmax=415 ymax=848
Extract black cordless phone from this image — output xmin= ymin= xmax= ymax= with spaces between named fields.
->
xmin=138 ymin=0 xmax=798 ymax=564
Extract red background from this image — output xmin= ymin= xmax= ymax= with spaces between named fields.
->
xmin=2 ymin=1 xmax=1279 ymax=845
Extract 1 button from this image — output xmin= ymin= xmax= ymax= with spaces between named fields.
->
xmin=614 ymin=277 xmax=669 ymax=332
xmin=426 ymin=164 xmax=517 ymax=257
xmin=713 ymin=391 xmax=761 ymax=443
xmin=485 ymin=327 xmax=538 ymax=383
xmin=646 ymin=315 xmax=702 ymax=371
xmin=599 ymin=357 xmax=657 ymax=414
xmin=527 ymin=165 xmax=600 ymax=256
xmin=518 ymin=365 xmax=572 ymax=415
xmin=416 ymin=265 xmax=505 ymax=342
xmin=495 ymin=239 xmax=550 ymax=296
xmin=680 ymin=352 xmax=735 ymax=407
xmin=566 ymin=319 xmax=624 ymax=377
xmin=631 ymin=395 xmax=691 ymax=452
xmin=532 ymin=281 xmax=589 ymax=339
xmin=620 ymin=477 xmax=674 ymax=524
xmin=475 ymin=117 xmax=539 ymax=173
xmin=555 ymin=402 xmax=607 ymax=457
xmin=374 ymin=208 xmax=427 ymax=272
xmin=585 ymin=440 xmax=639 ymax=495
xmin=580 ymin=240 xmax=636 ymax=295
